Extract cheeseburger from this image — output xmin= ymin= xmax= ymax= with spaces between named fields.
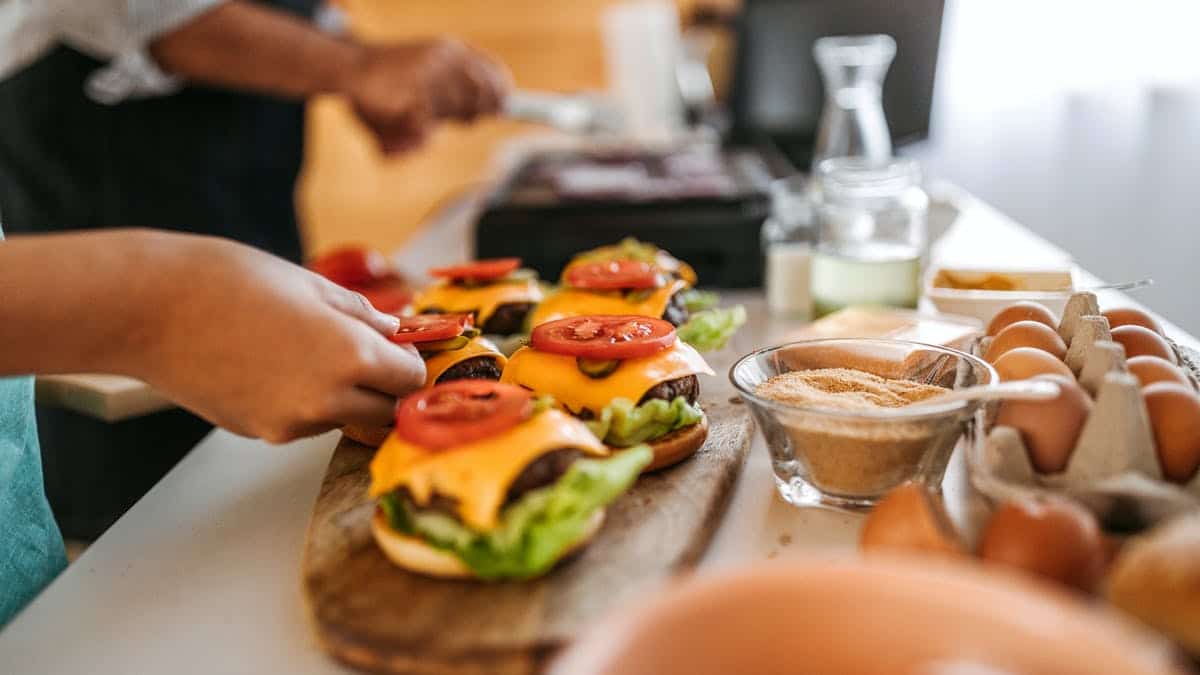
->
xmin=369 ymin=380 xmax=651 ymax=579
xmin=533 ymin=239 xmax=744 ymax=352
xmin=413 ymin=257 xmax=545 ymax=336
xmin=502 ymin=314 xmax=713 ymax=471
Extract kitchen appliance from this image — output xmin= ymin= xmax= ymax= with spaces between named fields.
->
xmin=474 ymin=145 xmax=773 ymax=288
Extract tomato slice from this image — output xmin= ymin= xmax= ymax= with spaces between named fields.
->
xmin=394 ymin=380 xmax=534 ymax=450
xmin=530 ymin=315 xmax=676 ymax=360
xmin=429 ymin=258 xmax=522 ymax=282
xmin=388 ymin=314 xmax=472 ymax=344
xmin=564 ymin=260 xmax=663 ymax=290
xmin=309 ymin=246 xmax=389 ymax=288
xmin=359 ymin=282 xmax=412 ymax=314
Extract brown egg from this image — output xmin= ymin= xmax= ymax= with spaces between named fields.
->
xmin=986 ymin=301 xmax=1059 ymax=337
xmin=979 ymin=497 xmax=1105 ymax=592
xmin=860 ymin=482 xmax=964 ymax=556
xmin=985 ymin=321 xmax=1068 ymax=363
xmin=995 ymin=374 xmax=1092 ymax=474
xmin=1110 ymin=325 xmax=1177 ymax=364
xmin=1102 ymin=307 xmax=1164 ymax=335
xmin=1142 ymin=383 xmax=1200 ymax=484
xmin=1127 ymin=355 xmax=1190 ymax=388
xmin=992 ymin=347 xmax=1074 ymax=382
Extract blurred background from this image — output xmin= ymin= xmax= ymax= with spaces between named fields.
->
xmin=299 ymin=0 xmax=1200 ymax=334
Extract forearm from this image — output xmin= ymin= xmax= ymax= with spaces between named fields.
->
xmin=0 ymin=230 xmax=183 ymax=378
xmin=148 ymin=1 xmax=365 ymax=98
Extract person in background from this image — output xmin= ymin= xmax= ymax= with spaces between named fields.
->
xmin=0 ymin=0 xmax=510 ymax=261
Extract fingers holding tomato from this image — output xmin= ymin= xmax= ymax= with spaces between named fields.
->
xmin=388 ymin=314 xmax=474 ymax=344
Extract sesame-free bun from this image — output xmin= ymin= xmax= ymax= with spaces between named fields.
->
xmin=644 ymin=414 xmax=708 ymax=472
xmin=370 ymin=508 xmax=605 ymax=580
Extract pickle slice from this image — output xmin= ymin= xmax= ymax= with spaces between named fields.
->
xmin=576 ymin=357 xmax=620 ymax=378
xmin=417 ymin=335 xmax=470 ymax=354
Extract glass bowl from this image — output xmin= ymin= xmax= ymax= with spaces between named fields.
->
xmin=730 ymin=338 xmax=997 ymax=510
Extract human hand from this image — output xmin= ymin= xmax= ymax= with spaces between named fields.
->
xmin=132 ymin=235 xmax=425 ymax=443
xmin=341 ymin=38 xmax=511 ymax=154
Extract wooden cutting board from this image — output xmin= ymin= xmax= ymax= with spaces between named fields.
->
xmin=301 ymin=396 xmax=753 ymax=675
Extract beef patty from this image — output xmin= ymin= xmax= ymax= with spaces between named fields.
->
xmin=481 ymin=302 xmax=534 ymax=335
xmin=660 ymin=291 xmax=689 ymax=327
xmin=435 ymin=355 xmax=503 ymax=383
xmin=638 ymin=374 xmax=700 ymax=406
xmin=389 ymin=447 xmax=582 ymax=522
xmin=572 ymin=375 xmax=700 ymax=421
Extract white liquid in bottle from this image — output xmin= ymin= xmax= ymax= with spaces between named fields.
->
xmin=765 ymin=241 xmax=814 ymax=319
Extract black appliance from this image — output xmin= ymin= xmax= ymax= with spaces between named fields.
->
xmin=474 ymin=147 xmax=773 ymax=288
xmin=729 ymin=0 xmax=946 ymax=168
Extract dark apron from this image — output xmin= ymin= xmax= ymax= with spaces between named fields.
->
xmin=0 ymin=0 xmax=318 ymax=539
xmin=0 ymin=0 xmax=319 ymax=263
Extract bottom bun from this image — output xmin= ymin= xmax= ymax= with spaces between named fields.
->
xmin=644 ymin=415 xmax=708 ymax=472
xmin=371 ymin=508 xmax=605 ymax=580
xmin=343 ymin=424 xmax=392 ymax=448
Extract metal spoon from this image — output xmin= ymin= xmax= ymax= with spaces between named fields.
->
xmin=908 ymin=379 xmax=1061 ymax=411
xmin=1045 ymin=277 xmax=1154 ymax=296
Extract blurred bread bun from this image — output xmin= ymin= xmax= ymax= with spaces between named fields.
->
xmin=550 ymin=557 xmax=1176 ymax=675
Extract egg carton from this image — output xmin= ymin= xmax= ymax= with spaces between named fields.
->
xmin=969 ymin=292 xmax=1200 ymax=531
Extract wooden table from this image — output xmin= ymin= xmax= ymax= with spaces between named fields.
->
xmin=3 ymin=188 xmax=1197 ymax=674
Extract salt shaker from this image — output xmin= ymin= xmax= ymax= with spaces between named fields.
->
xmin=762 ymin=176 xmax=816 ymax=319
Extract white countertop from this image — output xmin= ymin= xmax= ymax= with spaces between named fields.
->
xmin=2 ymin=189 xmax=1196 ymax=674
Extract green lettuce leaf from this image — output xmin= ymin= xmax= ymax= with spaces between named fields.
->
xmin=585 ymin=396 xmax=703 ymax=447
xmin=575 ymin=237 xmax=660 ymax=265
xmin=379 ymin=445 xmax=652 ymax=580
xmin=677 ymin=305 xmax=746 ymax=352
xmin=676 ymin=288 xmax=720 ymax=313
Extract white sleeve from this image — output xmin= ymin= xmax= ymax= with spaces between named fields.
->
xmin=48 ymin=0 xmax=227 ymax=105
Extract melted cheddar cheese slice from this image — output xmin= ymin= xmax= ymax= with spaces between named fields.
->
xmin=423 ymin=336 xmax=506 ymax=387
xmin=412 ymin=279 xmax=544 ymax=325
xmin=500 ymin=341 xmax=713 ymax=415
xmin=528 ymin=279 xmax=688 ymax=328
xmin=369 ymin=409 xmax=607 ymax=530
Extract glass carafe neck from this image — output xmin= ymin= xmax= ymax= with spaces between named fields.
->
xmin=814 ymin=34 xmax=896 ymax=97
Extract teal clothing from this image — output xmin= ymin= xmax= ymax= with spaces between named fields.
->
xmin=0 ymin=236 xmax=67 ymax=628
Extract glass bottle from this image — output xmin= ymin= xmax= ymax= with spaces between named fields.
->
xmin=810 ymin=157 xmax=928 ymax=317
xmin=811 ymin=34 xmax=896 ymax=170
xmin=761 ymin=176 xmax=816 ymax=319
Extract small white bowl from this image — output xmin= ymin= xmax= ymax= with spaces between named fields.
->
xmin=925 ymin=266 xmax=1078 ymax=325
